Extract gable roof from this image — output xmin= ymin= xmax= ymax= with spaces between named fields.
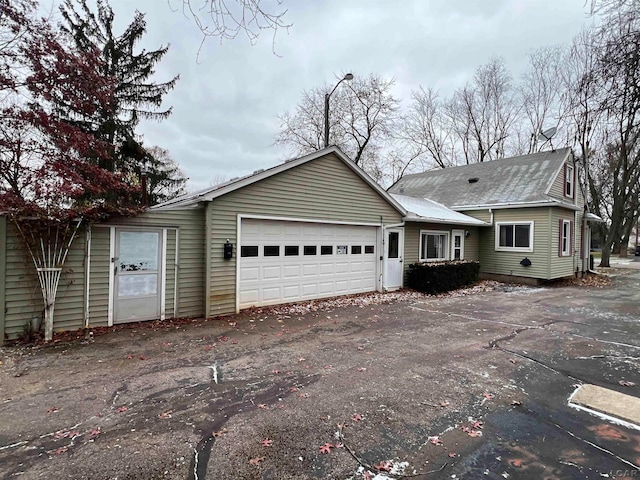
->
xmin=389 ymin=148 xmax=578 ymax=210
xmin=391 ymin=194 xmax=487 ymax=226
xmin=152 ymin=147 xmax=406 ymax=215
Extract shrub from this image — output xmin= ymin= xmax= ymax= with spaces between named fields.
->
xmin=407 ymin=260 xmax=480 ymax=294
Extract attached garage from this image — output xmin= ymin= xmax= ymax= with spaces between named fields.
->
xmin=238 ymin=218 xmax=379 ymax=308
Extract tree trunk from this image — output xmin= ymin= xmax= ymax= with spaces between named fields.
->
xmin=599 ymin=245 xmax=612 ymax=267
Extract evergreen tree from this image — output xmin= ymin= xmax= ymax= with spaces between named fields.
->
xmin=59 ymin=0 xmax=181 ymax=178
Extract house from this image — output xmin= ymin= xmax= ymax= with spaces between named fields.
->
xmin=0 ymin=147 xmax=471 ymax=342
xmin=388 ymin=147 xmax=598 ymax=284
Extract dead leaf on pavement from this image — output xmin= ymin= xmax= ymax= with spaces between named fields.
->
xmin=47 ymin=406 xmax=58 ymax=413
xmin=319 ymin=443 xmax=333 ymax=454
xmin=257 ymin=404 xmax=268 ymax=409
xmin=158 ymin=409 xmax=173 ymax=419
xmin=352 ymin=413 xmax=363 ymax=422
xmin=261 ymin=439 xmax=273 ymax=447
xmin=448 ymin=452 xmax=457 ymax=458
xmin=428 ymin=435 xmax=443 ymax=445
xmin=249 ymin=456 xmax=265 ymax=465
xmin=117 ymin=406 xmax=128 ymax=413
xmin=619 ymin=380 xmax=636 ymax=387
xmin=440 ymin=401 xmax=450 ymax=408
xmin=49 ymin=446 xmax=68 ymax=455
xmin=88 ymin=428 xmax=101 ymax=437
xmin=375 ymin=461 xmax=393 ymax=472
xmin=212 ymin=429 xmax=227 ymax=437
xmin=511 ymin=400 xmax=522 ymax=406
xmin=483 ymin=393 xmax=494 ymax=400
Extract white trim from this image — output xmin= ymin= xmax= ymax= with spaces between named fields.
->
xmin=235 ymin=214 xmax=242 ymax=314
xmin=107 ymin=226 xmax=115 ymax=327
xmin=160 ymin=228 xmax=167 ymax=321
xmin=152 ymin=146 xmax=407 ymax=216
xmin=454 ymin=200 xmax=580 ymax=211
xmin=561 ymin=219 xmax=571 ymax=257
xmin=174 ymin=228 xmax=179 ymax=318
xmin=419 ymin=229 xmax=450 ymax=262
xmin=84 ymin=225 xmax=92 ymax=329
xmin=451 ymin=229 xmax=465 ymax=261
xmin=544 ymin=148 xmax=573 ymax=195
xmin=495 ymin=221 xmax=534 ymax=253
xmin=404 ymin=215 xmax=488 ymax=226
xmin=237 ymin=213 xmax=384 ymax=227
xmin=383 ymin=227 xmax=404 ymax=290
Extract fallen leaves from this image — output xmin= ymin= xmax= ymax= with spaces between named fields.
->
xmin=88 ymin=428 xmax=101 ymax=437
xmin=117 ymin=406 xmax=128 ymax=413
xmin=428 ymin=435 xmax=443 ymax=446
xmin=352 ymin=413 xmax=363 ymax=422
xmin=462 ymin=419 xmax=484 ymax=438
xmin=375 ymin=461 xmax=393 ymax=472
xmin=482 ymin=392 xmax=494 ymax=400
xmin=248 ymin=456 xmax=265 ymax=465
xmin=619 ymin=380 xmax=636 ymax=387
xmin=49 ymin=446 xmax=69 ymax=455
xmin=158 ymin=409 xmax=173 ymax=419
xmin=53 ymin=430 xmax=80 ymax=440
xmin=319 ymin=443 xmax=333 ymax=454
xmin=47 ymin=406 xmax=58 ymax=413
xmin=261 ymin=438 xmax=273 ymax=447
xmin=212 ymin=428 xmax=227 ymax=437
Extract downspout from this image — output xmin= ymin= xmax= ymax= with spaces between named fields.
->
xmin=489 ymin=208 xmax=494 ymax=225
xmin=84 ymin=224 xmax=91 ymax=329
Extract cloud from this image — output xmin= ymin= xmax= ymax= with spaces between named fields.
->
xmin=103 ymin=0 xmax=592 ymax=192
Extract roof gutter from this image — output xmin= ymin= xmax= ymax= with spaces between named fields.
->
xmin=453 ymin=200 xmax=581 ymax=212
xmin=404 ymin=215 xmax=489 ymax=226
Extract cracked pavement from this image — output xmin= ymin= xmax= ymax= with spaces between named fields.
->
xmin=1 ymin=272 xmax=639 ymax=479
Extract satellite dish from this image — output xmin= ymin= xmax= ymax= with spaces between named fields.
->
xmin=537 ymin=127 xmax=557 ymax=142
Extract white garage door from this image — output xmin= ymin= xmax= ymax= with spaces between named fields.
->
xmin=239 ymin=219 xmax=378 ymax=308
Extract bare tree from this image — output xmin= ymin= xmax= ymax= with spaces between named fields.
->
xmin=169 ymin=0 xmax=290 ymax=54
xmin=519 ymin=46 xmax=565 ymax=153
xmin=275 ymin=73 xmax=399 ymax=183
xmin=447 ymin=57 xmax=520 ymax=163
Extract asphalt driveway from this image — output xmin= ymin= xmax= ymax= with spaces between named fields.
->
xmin=1 ymin=272 xmax=639 ymax=479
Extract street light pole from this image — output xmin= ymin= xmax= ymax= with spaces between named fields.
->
xmin=324 ymin=73 xmax=353 ymax=148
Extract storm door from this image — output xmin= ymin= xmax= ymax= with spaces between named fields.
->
xmin=114 ymin=228 xmax=163 ymax=323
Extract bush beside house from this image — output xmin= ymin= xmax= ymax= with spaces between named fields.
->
xmin=407 ymin=261 xmax=480 ymax=294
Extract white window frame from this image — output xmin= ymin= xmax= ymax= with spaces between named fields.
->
xmin=419 ymin=230 xmax=450 ymax=262
xmin=565 ymin=164 xmax=574 ymax=198
xmin=451 ymin=229 xmax=465 ymax=261
xmin=495 ymin=221 xmax=534 ymax=253
xmin=561 ymin=219 xmax=571 ymax=256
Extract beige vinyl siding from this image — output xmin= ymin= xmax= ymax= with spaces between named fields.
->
xmin=402 ymin=222 xmax=481 ymax=282
xmin=478 ymin=208 xmax=552 ymax=280
xmin=548 ymin=158 xmax=578 ymax=204
xmin=550 ymin=208 xmax=579 ymax=279
xmin=88 ymin=226 xmax=111 ymax=327
xmin=207 ymin=154 xmax=403 ymax=317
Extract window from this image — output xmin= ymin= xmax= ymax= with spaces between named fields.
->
xmin=241 ymin=245 xmax=258 ymax=257
xmin=321 ymin=245 xmax=333 ymax=255
xmin=351 ymin=245 xmax=362 ymax=254
xmin=364 ymin=245 xmax=375 ymax=254
xmin=304 ymin=246 xmax=317 ymax=255
xmin=495 ymin=222 xmax=533 ymax=252
xmin=560 ymin=219 xmax=572 ymax=256
xmin=285 ymin=245 xmax=299 ymax=256
xmin=337 ymin=245 xmax=348 ymax=255
xmin=420 ymin=231 xmax=449 ymax=261
xmin=264 ymin=245 xmax=280 ymax=257
xmin=565 ymin=164 xmax=574 ymax=198
xmin=387 ymin=231 xmax=399 ymax=259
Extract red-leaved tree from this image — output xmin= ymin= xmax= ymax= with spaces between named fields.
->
xmin=0 ymin=1 xmax=142 ymax=340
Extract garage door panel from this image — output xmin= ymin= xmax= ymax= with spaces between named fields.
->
xmin=239 ymin=219 xmax=378 ymax=309
xmin=263 ymin=266 xmax=281 ymax=280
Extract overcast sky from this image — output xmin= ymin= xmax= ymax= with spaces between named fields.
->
xmin=99 ymin=0 xmax=595 ymax=192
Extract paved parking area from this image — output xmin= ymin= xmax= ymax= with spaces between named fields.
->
xmin=1 ymin=272 xmax=639 ymax=479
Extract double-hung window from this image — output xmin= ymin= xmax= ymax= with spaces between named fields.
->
xmin=420 ymin=231 xmax=449 ymax=261
xmin=565 ymin=164 xmax=575 ymax=198
xmin=559 ymin=219 xmax=572 ymax=257
xmin=495 ymin=222 xmax=533 ymax=252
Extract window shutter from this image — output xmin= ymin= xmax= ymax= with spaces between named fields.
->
xmin=559 ymin=219 xmax=564 ymax=256
xmin=570 ymin=221 xmax=574 ymax=256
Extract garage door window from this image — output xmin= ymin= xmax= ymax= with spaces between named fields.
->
xmin=351 ymin=245 xmax=362 ymax=254
xmin=365 ymin=245 xmax=375 ymax=254
xmin=304 ymin=246 xmax=317 ymax=255
xmin=285 ymin=246 xmax=299 ymax=256
xmin=264 ymin=246 xmax=280 ymax=256
xmin=321 ymin=245 xmax=333 ymax=255
xmin=337 ymin=245 xmax=348 ymax=254
xmin=241 ymin=245 xmax=259 ymax=257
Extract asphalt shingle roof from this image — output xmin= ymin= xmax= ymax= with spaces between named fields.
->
xmin=389 ymin=148 xmax=572 ymax=209
xmin=391 ymin=194 xmax=487 ymax=225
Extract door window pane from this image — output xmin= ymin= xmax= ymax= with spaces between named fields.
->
xmin=264 ymin=246 xmax=280 ymax=256
xmin=321 ymin=245 xmax=333 ymax=255
xmin=388 ymin=232 xmax=399 ymax=259
xmin=285 ymin=245 xmax=299 ymax=256
xmin=351 ymin=245 xmax=362 ymax=254
xmin=119 ymin=231 xmax=158 ymax=271
xmin=118 ymin=274 xmax=158 ymax=297
xmin=364 ymin=245 xmax=375 ymax=254
xmin=304 ymin=246 xmax=317 ymax=255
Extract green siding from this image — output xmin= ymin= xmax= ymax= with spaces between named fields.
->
xmin=403 ymin=222 xmax=481 ymax=282
xmin=88 ymin=226 xmax=110 ymax=327
xmin=464 ymin=210 xmax=492 ymax=223
xmin=207 ymin=153 xmax=403 ymax=317
xmin=550 ymin=208 xmax=580 ymax=279
xmin=0 ymin=216 xmax=6 ymax=342
xmin=478 ymin=208 xmax=553 ymax=280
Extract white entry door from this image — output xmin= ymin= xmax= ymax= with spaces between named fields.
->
xmin=384 ymin=228 xmax=403 ymax=290
xmin=451 ymin=229 xmax=465 ymax=261
xmin=114 ymin=228 xmax=163 ymax=323
xmin=238 ymin=219 xmax=378 ymax=308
